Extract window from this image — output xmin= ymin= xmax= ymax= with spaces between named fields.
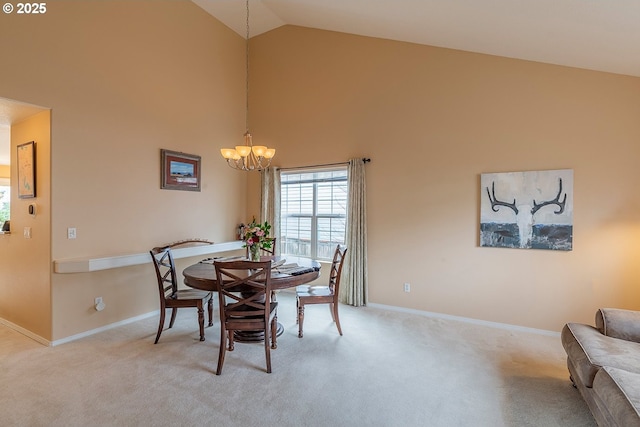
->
xmin=280 ymin=167 xmax=347 ymax=260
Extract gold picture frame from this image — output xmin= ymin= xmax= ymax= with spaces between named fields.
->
xmin=17 ymin=141 xmax=36 ymax=199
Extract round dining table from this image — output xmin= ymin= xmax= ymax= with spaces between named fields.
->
xmin=183 ymin=256 xmax=321 ymax=292
xmin=183 ymin=255 xmax=321 ymax=341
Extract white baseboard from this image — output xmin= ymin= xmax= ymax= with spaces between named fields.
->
xmin=0 ymin=317 xmax=50 ymax=346
xmin=50 ymin=311 xmax=160 ymax=346
xmin=1 ymin=311 xmax=162 ymax=347
xmin=366 ymin=302 xmax=561 ymax=337
xmin=3 ymin=301 xmax=559 ymax=348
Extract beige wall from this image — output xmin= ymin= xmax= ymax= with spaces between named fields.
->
xmin=0 ymin=165 xmax=9 ymax=178
xmin=250 ymin=26 xmax=640 ymax=332
xmin=0 ymin=1 xmax=248 ymax=341
xmin=2 ymin=5 xmax=639 ymax=341
xmin=0 ymin=111 xmax=52 ymax=338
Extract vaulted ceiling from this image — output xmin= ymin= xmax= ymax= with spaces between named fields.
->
xmin=3 ymin=1 xmax=639 ymax=165
xmin=193 ymin=0 xmax=640 ymax=78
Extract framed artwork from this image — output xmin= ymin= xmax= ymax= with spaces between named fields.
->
xmin=480 ymin=169 xmax=573 ymax=251
xmin=161 ymin=149 xmax=201 ymax=191
xmin=17 ymin=141 xmax=36 ymax=198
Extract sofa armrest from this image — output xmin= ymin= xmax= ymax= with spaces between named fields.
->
xmin=596 ymin=308 xmax=640 ymax=343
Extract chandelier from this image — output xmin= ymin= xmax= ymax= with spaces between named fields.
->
xmin=220 ymin=0 xmax=275 ymax=171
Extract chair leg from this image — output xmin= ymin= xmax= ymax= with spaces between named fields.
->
xmin=298 ymin=302 xmax=305 ymax=338
xmin=154 ymin=308 xmax=166 ymax=344
xmin=216 ymin=326 xmax=227 ymax=375
xmin=271 ymin=317 xmax=277 ymax=349
xmin=332 ymin=302 xmax=343 ymax=336
xmin=329 ymin=303 xmax=336 ymax=322
xmin=207 ymin=296 xmax=214 ymax=327
xmin=264 ymin=325 xmax=272 ymax=374
xmin=272 ymin=305 xmax=278 ymax=349
xmin=168 ymin=307 xmax=178 ymax=328
xmin=197 ymin=303 xmax=205 ymax=342
xmin=228 ymin=330 xmax=235 ymax=351
xmin=296 ymin=297 xmax=299 ymax=324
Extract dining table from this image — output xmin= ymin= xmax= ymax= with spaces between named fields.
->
xmin=183 ymin=255 xmax=321 ymax=342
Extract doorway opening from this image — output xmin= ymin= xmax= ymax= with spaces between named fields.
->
xmin=0 ymin=97 xmax=48 ymax=232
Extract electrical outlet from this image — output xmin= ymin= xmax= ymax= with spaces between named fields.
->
xmin=95 ymin=297 xmax=103 ymax=306
xmin=67 ymin=227 xmax=77 ymax=239
xmin=404 ymin=282 xmax=411 ymax=292
xmin=24 ymin=227 xmax=32 ymax=239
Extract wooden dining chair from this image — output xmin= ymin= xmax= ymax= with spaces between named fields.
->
xmin=213 ymin=260 xmax=277 ymax=374
xmin=296 ymin=245 xmax=347 ymax=338
xmin=246 ymin=237 xmax=278 ymax=301
xmin=150 ymin=243 xmax=213 ymax=344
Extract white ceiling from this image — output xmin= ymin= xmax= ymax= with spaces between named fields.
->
xmin=193 ymin=0 xmax=640 ymax=78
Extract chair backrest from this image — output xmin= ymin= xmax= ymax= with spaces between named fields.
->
xmin=214 ymin=260 xmax=273 ymax=324
xmin=149 ymin=239 xmax=213 ymax=299
xmin=262 ymin=237 xmax=277 ymax=255
xmin=245 ymin=237 xmax=277 ymax=257
xmin=150 ymin=247 xmax=179 ymax=304
xmin=329 ymin=245 xmax=348 ymax=293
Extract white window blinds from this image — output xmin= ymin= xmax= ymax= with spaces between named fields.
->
xmin=280 ymin=167 xmax=347 ymax=260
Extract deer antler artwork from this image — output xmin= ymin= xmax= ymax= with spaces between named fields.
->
xmin=487 ymin=182 xmax=519 ymax=214
xmin=531 ymin=178 xmax=566 ymax=215
xmin=481 ymin=170 xmax=573 ymax=251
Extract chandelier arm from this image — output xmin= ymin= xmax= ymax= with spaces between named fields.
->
xmin=226 ymin=151 xmax=270 ymax=172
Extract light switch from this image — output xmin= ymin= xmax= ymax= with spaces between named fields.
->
xmin=24 ymin=227 xmax=32 ymax=239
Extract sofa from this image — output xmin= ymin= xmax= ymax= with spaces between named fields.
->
xmin=562 ymin=308 xmax=640 ymax=426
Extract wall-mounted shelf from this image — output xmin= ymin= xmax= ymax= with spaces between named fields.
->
xmin=53 ymin=240 xmax=244 ymax=273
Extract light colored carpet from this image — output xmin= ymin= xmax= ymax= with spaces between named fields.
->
xmin=0 ymin=292 xmax=594 ymax=427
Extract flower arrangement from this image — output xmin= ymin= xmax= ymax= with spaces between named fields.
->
xmin=241 ymin=218 xmax=272 ymax=261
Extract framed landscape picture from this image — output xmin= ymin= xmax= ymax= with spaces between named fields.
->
xmin=17 ymin=141 xmax=36 ymax=198
xmin=161 ymin=149 xmax=201 ymax=192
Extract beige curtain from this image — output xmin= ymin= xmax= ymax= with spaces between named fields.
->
xmin=260 ymin=167 xmax=280 ymax=255
xmin=340 ymin=158 xmax=368 ymax=306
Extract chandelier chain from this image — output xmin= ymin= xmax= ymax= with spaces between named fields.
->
xmin=218 ymin=0 xmax=275 ymax=171
xmin=245 ymin=0 xmax=250 ymax=133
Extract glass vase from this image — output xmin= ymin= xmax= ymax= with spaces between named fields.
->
xmin=249 ymin=244 xmax=261 ymax=262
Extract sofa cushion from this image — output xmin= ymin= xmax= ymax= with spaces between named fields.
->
xmin=596 ymin=308 xmax=640 ymax=343
xmin=562 ymin=323 xmax=640 ymax=387
xmin=592 ymin=366 xmax=640 ymax=427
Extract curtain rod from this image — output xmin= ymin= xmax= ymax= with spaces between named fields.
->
xmin=279 ymin=158 xmax=371 ymax=172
